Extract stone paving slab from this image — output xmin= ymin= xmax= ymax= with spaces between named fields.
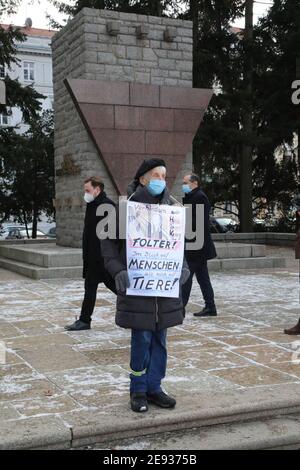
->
xmin=0 ymin=416 xmax=71 ymax=450
xmin=0 ymin=246 xmax=299 ymax=449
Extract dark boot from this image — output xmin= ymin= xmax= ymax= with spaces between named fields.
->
xmin=284 ymin=320 xmax=300 ymax=335
xmin=194 ymin=306 xmax=217 ymax=317
xmin=147 ymin=391 xmax=176 ymax=409
xmin=130 ymin=392 xmax=148 ymax=413
xmin=64 ymin=320 xmax=91 ymax=331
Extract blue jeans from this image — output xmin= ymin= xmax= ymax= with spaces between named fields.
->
xmin=130 ymin=329 xmax=167 ymax=394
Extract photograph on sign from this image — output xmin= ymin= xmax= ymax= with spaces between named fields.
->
xmin=126 ymin=201 xmax=186 ymax=298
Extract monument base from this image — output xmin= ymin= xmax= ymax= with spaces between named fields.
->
xmin=0 ymin=242 xmax=285 ymax=279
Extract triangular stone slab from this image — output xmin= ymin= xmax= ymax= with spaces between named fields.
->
xmin=65 ymin=79 xmax=213 ymax=195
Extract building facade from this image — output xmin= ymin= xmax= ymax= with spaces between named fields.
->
xmin=0 ymin=20 xmax=55 ymax=132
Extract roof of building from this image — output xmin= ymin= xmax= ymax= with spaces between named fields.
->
xmin=0 ymin=23 xmax=56 ymax=38
xmin=230 ymin=26 xmax=244 ymax=35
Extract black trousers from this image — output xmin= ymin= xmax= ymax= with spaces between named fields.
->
xmin=80 ymin=275 xmax=117 ymax=324
xmin=182 ymin=260 xmax=215 ymax=309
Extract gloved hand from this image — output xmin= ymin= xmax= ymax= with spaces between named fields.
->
xmin=115 ymin=270 xmax=130 ymax=293
xmin=180 ymin=267 xmax=190 ymax=285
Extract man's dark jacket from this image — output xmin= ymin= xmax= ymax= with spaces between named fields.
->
xmin=82 ymin=191 xmax=115 ymax=281
xmin=183 ymin=187 xmax=217 ymax=266
xmin=101 ymin=184 xmax=185 ymax=332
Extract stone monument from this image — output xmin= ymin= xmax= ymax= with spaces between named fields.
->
xmin=51 ymin=8 xmax=213 ymax=248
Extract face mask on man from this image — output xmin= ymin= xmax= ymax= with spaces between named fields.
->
xmin=182 ymin=184 xmax=192 ymax=194
xmin=147 ymin=179 xmax=166 ymax=197
xmin=84 ymin=192 xmax=95 ymax=203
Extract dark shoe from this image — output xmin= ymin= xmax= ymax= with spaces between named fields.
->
xmin=284 ymin=320 xmax=300 ymax=335
xmin=64 ymin=320 xmax=91 ymax=331
xmin=147 ymin=391 xmax=176 ymax=409
xmin=130 ymin=392 xmax=148 ymax=413
xmin=194 ymin=306 xmax=217 ymax=317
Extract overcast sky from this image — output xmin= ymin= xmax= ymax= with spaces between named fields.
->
xmin=1 ymin=0 xmax=273 ymax=30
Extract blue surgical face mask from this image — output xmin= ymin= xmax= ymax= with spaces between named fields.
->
xmin=147 ymin=179 xmax=166 ymax=196
xmin=182 ymin=184 xmax=192 ymax=194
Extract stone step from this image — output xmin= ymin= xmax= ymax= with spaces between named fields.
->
xmin=3 ymin=374 xmax=300 ymax=449
xmin=0 ymin=255 xmax=285 ymax=280
xmin=97 ymin=414 xmax=300 ymax=450
xmin=215 ymin=242 xmax=266 ymax=259
xmin=209 ymin=256 xmax=285 ymax=271
xmin=68 ymin=383 xmax=300 ymax=450
xmin=0 ymin=257 xmax=82 ymax=280
xmin=0 ymin=242 xmax=265 ymax=270
xmin=0 ymin=244 xmax=82 ymax=268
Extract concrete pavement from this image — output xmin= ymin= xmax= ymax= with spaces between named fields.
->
xmin=0 ymin=246 xmax=299 ymax=449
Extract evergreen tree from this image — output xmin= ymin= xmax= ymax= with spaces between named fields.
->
xmin=183 ymin=0 xmax=299 ymax=228
xmin=181 ymin=1 xmax=245 ymax=219
xmin=0 ymin=111 xmax=55 ymax=237
xmin=0 ymin=1 xmax=48 ymax=227
xmin=253 ymin=0 xmax=300 ymax=220
xmin=49 ymin=0 xmax=180 ymax=27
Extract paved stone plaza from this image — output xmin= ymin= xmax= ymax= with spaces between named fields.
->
xmin=0 ymin=247 xmax=299 ymax=449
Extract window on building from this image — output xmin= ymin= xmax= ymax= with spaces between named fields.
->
xmin=0 ymin=65 xmax=5 ymax=79
xmin=0 ymin=113 xmax=10 ymax=127
xmin=23 ymin=61 xmax=35 ymax=81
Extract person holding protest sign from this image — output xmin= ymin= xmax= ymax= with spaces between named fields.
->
xmin=65 ymin=177 xmax=116 ymax=331
xmin=101 ymin=159 xmax=190 ymax=413
xmin=181 ymin=173 xmax=218 ymax=317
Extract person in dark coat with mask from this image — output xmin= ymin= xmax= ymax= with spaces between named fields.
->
xmin=65 ymin=176 xmax=116 ymax=331
xmin=101 ymin=159 xmax=190 ymax=413
xmin=181 ymin=173 xmax=217 ymax=317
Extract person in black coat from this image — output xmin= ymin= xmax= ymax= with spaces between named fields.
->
xmin=101 ymin=159 xmax=190 ymax=413
xmin=181 ymin=173 xmax=218 ymax=317
xmin=65 ymin=176 xmax=116 ymax=331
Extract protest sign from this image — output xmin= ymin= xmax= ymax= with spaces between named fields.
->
xmin=126 ymin=201 xmax=185 ymax=298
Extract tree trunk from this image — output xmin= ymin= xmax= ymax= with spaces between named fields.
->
xmin=151 ymin=0 xmax=162 ymax=17
xmin=32 ymin=158 xmax=38 ymax=239
xmin=240 ymin=0 xmax=254 ymax=232
xmin=23 ymin=210 xmax=30 ymax=238
xmin=190 ymin=0 xmax=202 ymax=176
xmin=190 ymin=0 xmax=200 ymax=87
xmin=32 ymin=206 xmax=38 ymax=239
